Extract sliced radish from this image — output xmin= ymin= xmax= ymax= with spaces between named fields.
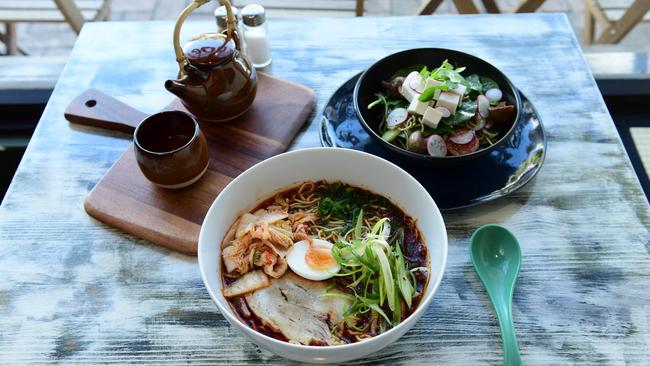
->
xmin=485 ymin=88 xmax=502 ymax=103
xmin=477 ymin=95 xmax=490 ymax=118
xmin=449 ymin=129 xmax=475 ymax=144
xmin=386 ymin=108 xmax=408 ymax=128
xmin=401 ymin=72 xmax=414 ymax=92
xmin=435 ymin=106 xmax=451 ymax=118
xmin=447 ymin=135 xmax=480 ymax=156
xmin=427 ymin=135 xmax=447 ymax=157
xmin=408 ymin=74 xmax=425 ymax=93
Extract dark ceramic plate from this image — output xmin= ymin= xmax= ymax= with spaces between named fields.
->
xmin=320 ymin=73 xmax=547 ymax=211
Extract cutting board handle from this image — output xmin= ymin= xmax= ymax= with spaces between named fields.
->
xmin=64 ymin=89 xmax=149 ymax=134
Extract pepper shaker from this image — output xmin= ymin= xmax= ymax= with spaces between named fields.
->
xmin=214 ymin=5 xmax=239 ymax=34
xmin=241 ymin=4 xmax=272 ymax=68
xmin=214 ymin=5 xmax=245 ymax=50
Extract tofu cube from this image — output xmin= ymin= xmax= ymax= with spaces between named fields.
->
xmin=436 ymin=91 xmax=461 ymax=114
xmin=449 ymin=84 xmax=467 ymax=96
xmin=422 ymin=107 xmax=443 ymax=129
xmin=424 ymin=78 xmax=442 ymax=89
xmin=399 ymin=71 xmax=420 ymax=102
xmin=423 ymin=78 xmax=444 ymax=100
xmin=399 ymin=81 xmax=418 ymax=103
xmin=407 ymin=97 xmax=429 ymax=116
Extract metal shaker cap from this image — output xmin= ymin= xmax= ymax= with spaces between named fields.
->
xmin=241 ymin=4 xmax=266 ymax=27
xmin=214 ymin=5 xmax=238 ymax=29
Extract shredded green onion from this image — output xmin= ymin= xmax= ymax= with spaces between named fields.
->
xmin=330 ymin=210 xmax=417 ymax=328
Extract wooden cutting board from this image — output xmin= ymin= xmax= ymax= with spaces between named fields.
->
xmin=65 ymin=73 xmax=315 ymax=255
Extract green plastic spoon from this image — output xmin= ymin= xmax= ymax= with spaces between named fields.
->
xmin=470 ymin=224 xmax=522 ymax=366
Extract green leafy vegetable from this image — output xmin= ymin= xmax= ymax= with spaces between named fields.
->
xmin=354 ymin=211 xmax=363 ymax=239
xmin=442 ymin=99 xmax=476 ymax=126
xmin=318 ymin=197 xmax=349 ymax=218
xmin=428 ymin=59 xmax=465 ymax=84
xmin=481 ymin=76 xmax=499 ymax=91
xmin=331 ymin=212 xmax=416 ymax=328
xmin=462 ymin=74 xmax=483 ymax=97
xmin=418 ymin=84 xmax=449 ymax=102
xmin=394 ymin=242 xmax=415 ymax=307
xmin=316 ymin=184 xmax=391 ymax=229
xmin=367 ymin=92 xmax=408 ymax=110
xmin=419 ymin=66 xmax=430 ymax=81
xmin=423 ymin=122 xmax=454 ymax=137
xmin=381 ymin=129 xmax=401 ymax=142
xmin=417 ymin=60 xmax=469 ymax=102
xmin=367 ymin=97 xmax=384 ymax=110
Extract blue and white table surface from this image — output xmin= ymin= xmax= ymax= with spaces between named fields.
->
xmin=0 ymin=14 xmax=648 ymax=365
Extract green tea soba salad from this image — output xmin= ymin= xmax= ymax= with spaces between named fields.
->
xmin=368 ymin=60 xmax=516 ymax=157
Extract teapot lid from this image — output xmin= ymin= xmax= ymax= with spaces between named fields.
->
xmin=183 ymin=33 xmax=235 ymax=67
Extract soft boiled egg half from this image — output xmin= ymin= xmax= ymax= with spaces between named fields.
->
xmin=287 ymin=239 xmax=340 ymax=281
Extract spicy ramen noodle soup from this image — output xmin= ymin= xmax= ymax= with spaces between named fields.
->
xmin=219 ymin=181 xmax=429 ymax=346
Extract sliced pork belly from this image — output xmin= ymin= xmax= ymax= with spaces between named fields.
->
xmin=244 ymin=272 xmax=350 ymax=345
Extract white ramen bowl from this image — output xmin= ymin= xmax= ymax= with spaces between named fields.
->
xmin=198 ymin=147 xmax=448 ymax=363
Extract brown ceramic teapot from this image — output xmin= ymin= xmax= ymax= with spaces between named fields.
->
xmin=165 ymin=0 xmax=257 ymax=123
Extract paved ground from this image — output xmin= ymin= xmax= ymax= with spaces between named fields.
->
xmin=2 ymin=0 xmax=649 ymax=56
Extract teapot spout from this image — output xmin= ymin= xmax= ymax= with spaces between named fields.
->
xmin=165 ymin=79 xmax=187 ymax=97
xmin=165 ymin=79 xmax=207 ymax=113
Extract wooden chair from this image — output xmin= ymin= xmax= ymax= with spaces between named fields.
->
xmin=584 ymin=0 xmax=650 ymax=44
xmin=231 ymin=0 xmax=365 ymax=18
xmin=419 ymin=0 xmax=548 ymax=15
xmin=0 ymin=0 xmax=111 ymax=55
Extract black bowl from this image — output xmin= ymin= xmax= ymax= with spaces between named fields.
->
xmin=353 ymin=48 xmax=522 ymax=162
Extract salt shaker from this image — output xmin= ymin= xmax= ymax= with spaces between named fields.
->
xmin=241 ymin=4 xmax=272 ymax=68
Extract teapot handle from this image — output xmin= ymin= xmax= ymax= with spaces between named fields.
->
xmin=173 ymin=0 xmax=238 ymax=77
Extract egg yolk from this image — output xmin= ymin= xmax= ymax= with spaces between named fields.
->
xmin=305 ymin=244 xmax=336 ymax=270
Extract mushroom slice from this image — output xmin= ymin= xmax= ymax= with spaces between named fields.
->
xmin=489 ymin=105 xmax=516 ymax=125
xmin=223 ymin=270 xmax=270 ymax=298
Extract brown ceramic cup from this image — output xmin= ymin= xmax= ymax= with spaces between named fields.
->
xmin=134 ymin=111 xmax=209 ymax=189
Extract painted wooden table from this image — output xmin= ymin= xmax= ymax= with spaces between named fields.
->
xmin=1 ymin=14 xmax=649 ymax=365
